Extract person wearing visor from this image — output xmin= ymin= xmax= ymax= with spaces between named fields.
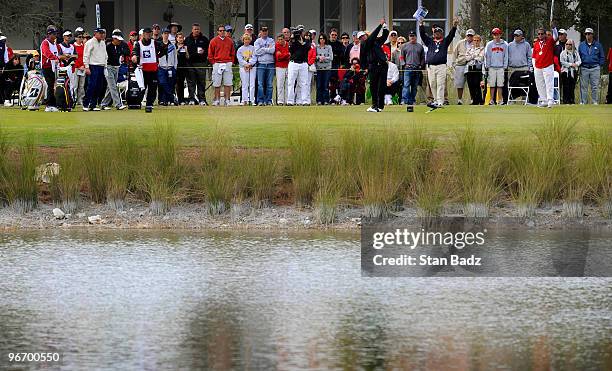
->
xmin=168 ymin=22 xmax=182 ymax=44
xmin=101 ymin=30 xmax=129 ymax=110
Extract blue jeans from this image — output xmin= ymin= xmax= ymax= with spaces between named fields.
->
xmin=402 ymin=69 xmax=420 ymax=105
xmin=158 ymin=67 xmax=177 ymax=104
xmin=84 ymin=65 xmax=105 ymax=109
xmin=256 ymin=63 xmax=275 ymax=104
xmin=316 ymin=69 xmax=331 ymax=104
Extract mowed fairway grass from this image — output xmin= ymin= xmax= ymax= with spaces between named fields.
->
xmin=0 ymin=105 xmax=610 ymax=148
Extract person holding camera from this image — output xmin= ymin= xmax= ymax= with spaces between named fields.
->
xmin=286 ymin=28 xmax=311 ymax=106
xmin=362 ymin=18 xmax=389 ymax=112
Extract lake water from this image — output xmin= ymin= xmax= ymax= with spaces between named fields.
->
xmin=0 ymin=230 xmax=611 ymax=370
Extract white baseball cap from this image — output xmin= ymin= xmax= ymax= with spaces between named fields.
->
xmin=584 ymin=27 xmax=594 ymax=34
xmin=357 ymin=31 xmax=366 ymax=38
xmin=309 ymin=29 xmax=317 ymax=35
xmin=466 ymin=28 xmax=475 ymax=36
xmin=63 ymin=30 xmax=72 ymax=36
xmin=558 ymin=28 xmax=567 ymax=34
xmin=245 ymin=24 xmax=253 ymax=30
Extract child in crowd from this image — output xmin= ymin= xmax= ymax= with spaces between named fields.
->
xmin=338 ymin=57 xmax=367 ymax=105
xmin=237 ymin=33 xmax=257 ymax=105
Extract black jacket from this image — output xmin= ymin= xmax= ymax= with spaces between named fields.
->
xmin=106 ymin=41 xmax=130 ymax=66
xmin=419 ymin=24 xmax=457 ymax=66
xmin=329 ymin=40 xmax=343 ymax=68
xmin=363 ymin=24 xmax=389 ymax=68
xmin=289 ymin=39 xmax=311 ymax=63
xmin=185 ymin=33 xmax=210 ymax=64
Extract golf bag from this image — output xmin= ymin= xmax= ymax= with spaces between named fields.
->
xmin=127 ymin=67 xmax=145 ymax=109
xmin=54 ymin=64 xmax=75 ymax=111
xmin=19 ymin=70 xmax=47 ymax=110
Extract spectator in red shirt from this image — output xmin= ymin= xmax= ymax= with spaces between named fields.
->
xmin=208 ymin=24 xmax=236 ymax=106
xmin=275 ymin=33 xmax=290 ymax=105
xmin=40 ymin=25 xmax=62 ymax=111
xmin=532 ymin=23 xmax=558 ymax=107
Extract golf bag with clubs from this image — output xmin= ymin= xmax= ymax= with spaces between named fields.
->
xmin=54 ymin=62 xmax=76 ymax=111
xmin=18 ymin=70 xmax=48 ymax=111
xmin=127 ymin=66 xmax=145 ymax=109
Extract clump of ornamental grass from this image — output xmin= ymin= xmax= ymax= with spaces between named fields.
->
xmin=506 ymin=140 xmax=550 ymax=218
xmin=49 ymin=150 xmax=82 ymax=213
xmin=337 ymin=128 xmax=364 ymax=200
xmin=0 ymin=130 xmax=9 ymax=205
xmin=288 ymin=126 xmax=322 ymax=206
xmin=3 ymin=137 xmax=38 ymax=213
xmin=248 ymin=153 xmax=282 ymax=208
xmin=562 ymin=166 xmax=588 ymax=219
xmin=106 ymin=129 xmax=140 ymax=211
xmin=140 ymin=124 xmax=184 ymax=215
xmin=412 ymin=157 xmax=450 ymax=218
xmin=197 ymin=130 xmax=240 ymax=215
xmin=453 ymin=128 xmax=502 ymax=218
xmin=404 ymin=125 xmax=437 ymax=203
xmin=83 ymin=141 xmax=109 ymax=204
xmin=583 ymin=131 xmax=612 ymax=217
xmin=314 ymin=151 xmax=345 ymax=225
xmin=532 ymin=117 xmax=577 ymax=204
xmin=357 ymin=128 xmax=406 ymax=220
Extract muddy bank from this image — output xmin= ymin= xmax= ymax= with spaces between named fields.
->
xmin=0 ymin=200 xmax=610 ymax=231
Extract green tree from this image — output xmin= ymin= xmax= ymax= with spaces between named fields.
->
xmin=0 ymin=0 xmax=62 ymax=37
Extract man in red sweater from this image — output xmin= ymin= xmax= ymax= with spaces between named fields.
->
xmin=275 ymin=33 xmax=290 ymax=105
xmin=532 ymin=22 xmax=558 ymax=108
xmin=208 ymin=25 xmax=235 ymax=106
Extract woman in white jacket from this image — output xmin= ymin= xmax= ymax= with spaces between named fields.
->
xmin=559 ymin=39 xmax=581 ymax=104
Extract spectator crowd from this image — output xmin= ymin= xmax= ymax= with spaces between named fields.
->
xmin=0 ymin=16 xmax=610 ymax=112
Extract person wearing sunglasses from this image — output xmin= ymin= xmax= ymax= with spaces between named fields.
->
xmin=559 ymin=39 xmax=581 ymax=104
xmin=532 ymin=21 xmax=558 ymax=108
xmin=315 ymin=33 xmax=333 ymax=105
xmin=208 ymin=25 xmax=236 ymax=106
xmin=577 ymin=27 xmax=605 ymax=104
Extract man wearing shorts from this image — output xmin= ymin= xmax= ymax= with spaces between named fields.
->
xmin=208 ymin=25 xmax=235 ymax=106
xmin=484 ymin=27 xmax=508 ymax=105
xmin=452 ymin=28 xmax=474 ymax=105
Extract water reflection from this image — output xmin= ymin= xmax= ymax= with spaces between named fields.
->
xmin=0 ymin=230 xmax=611 ymax=369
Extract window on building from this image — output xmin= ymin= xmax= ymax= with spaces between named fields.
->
xmin=255 ymin=0 xmax=274 ymax=34
xmin=392 ymin=0 xmax=447 ymax=39
xmin=323 ymin=0 xmax=341 ymax=34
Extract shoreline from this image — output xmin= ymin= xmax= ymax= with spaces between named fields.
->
xmin=1 ymin=201 xmax=611 ymax=231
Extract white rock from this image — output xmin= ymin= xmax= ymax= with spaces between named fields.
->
xmin=52 ymin=208 xmax=65 ymax=219
xmin=351 ymin=217 xmax=361 ymax=223
xmin=77 ymin=212 xmax=86 ymax=218
xmin=88 ymin=215 xmax=102 ymax=224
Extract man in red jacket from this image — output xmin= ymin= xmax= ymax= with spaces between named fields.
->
xmin=208 ymin=24 xmax=235 ymax=106
xmin=275 ymin=33 xmax=290 ymax=105
xmin=40 ymin=25 xmax=62 ymax=111
xmin=533 ymin=22 xmax=558 ymax=108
